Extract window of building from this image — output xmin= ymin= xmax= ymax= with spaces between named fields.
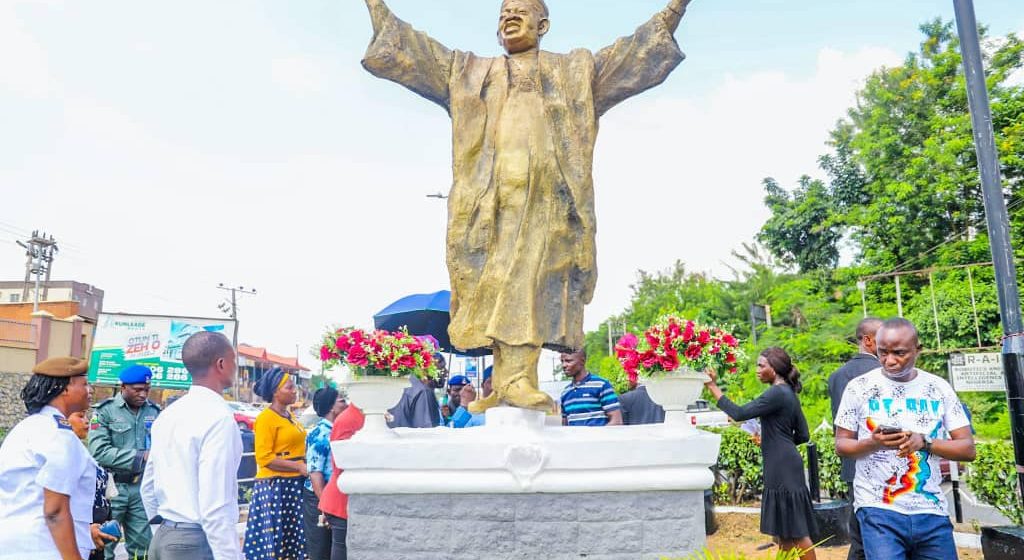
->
xmin=8 ymin=293 xmax=20 ymax=303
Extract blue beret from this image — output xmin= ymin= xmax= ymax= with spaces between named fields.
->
xmin=483 ymin=366 xmax=492 ymax=382
xmin=119 ymin=364 xmax=153 ymax=385
xmin=448 ymin=375 xmax=471 ymax=387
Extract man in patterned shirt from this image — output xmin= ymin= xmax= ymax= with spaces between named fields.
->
xmin=303 ymin=387 xmax=348 ymax=560
xmin=560 ymin=349 xmax=622 ymax=426
xmin=834 ymin=318 xmax=975 ymax=560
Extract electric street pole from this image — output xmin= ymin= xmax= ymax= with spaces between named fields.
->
xmin=16 ymin=231 xmax=58 ymax=312
xmin=953 ymin=0 xmax=1024 ymax=509
xmin=217 ymin=283 xmax=257 ymax=399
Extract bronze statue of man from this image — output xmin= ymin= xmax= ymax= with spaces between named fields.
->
xmin=361 ymin=0 xmax=693 ymax=412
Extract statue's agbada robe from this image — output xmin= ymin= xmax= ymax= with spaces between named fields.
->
xmin=363 ymin=3 xmax=684 ymax=354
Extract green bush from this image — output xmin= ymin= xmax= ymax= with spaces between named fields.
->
xmin=964 ymin=441 xmax=1024 ymax=525
xmin=705 ymin=426 xmax=763 ymax=504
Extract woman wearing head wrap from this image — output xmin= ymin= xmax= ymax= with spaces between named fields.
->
xmin=243 ymin=367 xmax=309 ymax=560
xmin=302 ymin=387 xmax=347 ymax=560
xmin=0 ymin=357 xmax=118 ymax=560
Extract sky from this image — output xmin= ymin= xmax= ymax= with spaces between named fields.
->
xmin=2 ymin=0 xmax=1023 ymax=370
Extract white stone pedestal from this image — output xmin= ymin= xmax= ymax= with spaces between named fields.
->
xmin=332 ymin=407 xmax=721 ymax=560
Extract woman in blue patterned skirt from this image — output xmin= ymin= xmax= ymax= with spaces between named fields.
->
xmin=243 ymin=367 xmax=308 ymax=560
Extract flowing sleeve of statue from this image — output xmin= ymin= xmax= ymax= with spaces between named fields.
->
xmin=593 ymin=0 xmax=689 ymax=116
xmin=361 ymin=0 xmax=454 ymax=111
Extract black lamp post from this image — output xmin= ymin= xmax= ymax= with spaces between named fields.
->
xmin=952 ymin=0 xmax=1024 ymax=511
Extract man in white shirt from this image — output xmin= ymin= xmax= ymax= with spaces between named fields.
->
xmin=834 ymin=318 xmax=975 ymax=560
xmin=142 ymin=331 xmax=242 ymax=560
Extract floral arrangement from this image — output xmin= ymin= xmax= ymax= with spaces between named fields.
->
xmin=318 ymin=326 xmax=439 ymax=380
xmin=614 ymin=316 xmax=743 ymax=384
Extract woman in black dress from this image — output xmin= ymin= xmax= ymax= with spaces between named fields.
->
xmin=705 ymin=347 xmax=817 ymax=559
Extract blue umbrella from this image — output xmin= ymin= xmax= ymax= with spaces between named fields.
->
xmin=373 ymin=290 xmax=491 ymax=357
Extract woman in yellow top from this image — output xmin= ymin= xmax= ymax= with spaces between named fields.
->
xmin=243 ymin=367 xmax=308 ymax=560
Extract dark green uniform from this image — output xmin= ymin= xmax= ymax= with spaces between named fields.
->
xmin=88 ymin=393 xmax=161 ymax=560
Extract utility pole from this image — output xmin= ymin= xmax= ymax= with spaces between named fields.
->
xmin=16 ymin=231 xmax=58 ymax=312
xmin=217 ymin=283 xmax=257 ymax=399
xmin=953 ymin=0 xmax=1024 ymax=509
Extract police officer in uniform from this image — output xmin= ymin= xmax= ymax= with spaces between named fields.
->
xmin=88 ymin=364 xmax=161 ymax=560
xmin=0 ymin=356 xmax=114 ymax=560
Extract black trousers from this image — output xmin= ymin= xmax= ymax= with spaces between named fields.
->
xmin=325 ymin=514 xmax=348 ymax=560
xmin=302 ymin=488 xmax=332 ymax=560
xmin=847 ymin=482 xmax=865 ymax=560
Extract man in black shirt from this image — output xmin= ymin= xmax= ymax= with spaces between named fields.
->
xmin=619 ymin=381 xmax=665 ymax=425
xmin=827 ymin=317 xmax=882 ymax=560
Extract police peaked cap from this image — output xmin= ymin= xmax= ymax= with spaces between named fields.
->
xmin=32 ymin=356 xmax=89 ymax=377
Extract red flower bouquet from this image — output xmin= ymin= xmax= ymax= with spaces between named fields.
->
xmin=319 ymin=326 xmax=439 ymax=380
xmin=614 ymin=316 xmax=743 ymax=384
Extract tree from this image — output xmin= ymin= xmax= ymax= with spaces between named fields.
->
xmin=821 ymin=21 xmax=1024 ymax=269
xmin=758 ymin=176 xmax=842 ymax=272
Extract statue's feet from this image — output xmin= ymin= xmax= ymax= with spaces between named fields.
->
xmin=500 ymin=372 xmax=555 ymax=412
xmin=467 ymin=391 xmax=501 ymax=414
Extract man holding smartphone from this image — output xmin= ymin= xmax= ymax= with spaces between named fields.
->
xmin=834 ymin=318 xmax=975 ymax=560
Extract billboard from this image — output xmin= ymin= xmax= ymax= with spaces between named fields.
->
xmin=87 ymin=312 xmax=237 ymax=389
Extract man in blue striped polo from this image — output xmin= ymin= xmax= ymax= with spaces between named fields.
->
xmin=559 ymin=349 xmax=622 ymax=426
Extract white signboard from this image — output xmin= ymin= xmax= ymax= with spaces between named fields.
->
xmin=949 ymin=352 xmax=1007 ymax=392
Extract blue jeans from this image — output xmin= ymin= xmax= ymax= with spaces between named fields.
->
xmin=856 ymin=507 xmax=956 ymax=560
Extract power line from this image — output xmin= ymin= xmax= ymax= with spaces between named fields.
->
xmin=877 ymin=193 xmax=1024 ymax=276
xmin=0 ymin=220 xmax=88 ymax=254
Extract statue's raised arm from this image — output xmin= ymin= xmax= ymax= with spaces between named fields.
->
xmin=361 ymin=0 xmax=454 ymax=110
xmin=592 ymin=0 xmax=693 ymax=116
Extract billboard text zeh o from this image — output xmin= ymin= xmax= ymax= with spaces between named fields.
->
xmin=87 ymin=312 xmax=237 ymax=389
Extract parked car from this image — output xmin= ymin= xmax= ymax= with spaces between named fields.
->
xmin=687 ymin=399 xmax=731 ymax=428
xmin=227 ymin=401 xmax=260 ymax=431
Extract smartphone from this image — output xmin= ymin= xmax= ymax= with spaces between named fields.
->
xmin=98 ymin=520 xmax=122 ymax=540
xmin=877 ymin=424 xmax=902 ymax=434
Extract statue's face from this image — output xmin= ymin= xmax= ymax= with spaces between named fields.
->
xmin=498 ymin=0 xmax=549 ymax=54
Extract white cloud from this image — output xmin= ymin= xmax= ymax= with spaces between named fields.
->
xmin=271 ymin=56 xmax=330 ymax=95
xmin=0 ymin=2 xmax=59 ymax=97
xmin=0 ymin=5 xmax=905 ymax=366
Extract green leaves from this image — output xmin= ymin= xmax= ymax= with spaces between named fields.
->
xmin=964 ymin=441 xmax=1024 ymax=525
xmin=757 ymin=20 xmax=1024 ymax=272
xmin=705 ymin=426 xmax=764 ymax=505
xmin=758 ymin=176 xmax=843 ymax=273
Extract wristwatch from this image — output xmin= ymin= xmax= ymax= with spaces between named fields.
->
xmin=922 ymin=434 xmax=933 ymax=454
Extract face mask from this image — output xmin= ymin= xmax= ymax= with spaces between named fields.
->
xmin=882 ymin=363 xmax=915 ymax=381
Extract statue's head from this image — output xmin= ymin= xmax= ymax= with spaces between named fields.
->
xmin=498 ymin=0 xmax=550 ymax=54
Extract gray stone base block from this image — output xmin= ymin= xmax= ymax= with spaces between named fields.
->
xmin=347 ymin=491 xmax=705 ymax=560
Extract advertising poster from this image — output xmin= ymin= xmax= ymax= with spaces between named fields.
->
xmin=87 ymin=313 xmax=237 ymax=389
